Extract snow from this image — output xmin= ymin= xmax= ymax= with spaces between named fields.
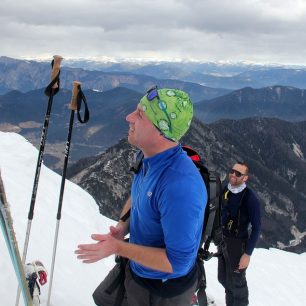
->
xmin=0 ymin=131 xmax=306 ymax=306
xmin=292 ymin=142 xmax=304 ymax=159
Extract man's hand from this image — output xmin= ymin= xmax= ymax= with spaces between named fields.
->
xmin=110 ymin=224 xmax=126 ymax=241
xmin=75 ymin=221 xmax=128 ymax=264
xmin=237 ymin=253 xmax=250 ymax=270
xmin=75 ymin=233 xmax=119 ymax=263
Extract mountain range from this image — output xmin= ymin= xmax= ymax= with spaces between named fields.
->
xmin=0 ymin=56 xmax=229 ymax=101
xmin=1 ymin=84 xmax=306 ymax=171
xmin=2 ymin=56 xmax=306 ymax=97
xmin=67 ymin=117 xmax=306 ymax=254
xmin=62 ymin=59 xmax=306 ymax=89
xmin=195 ymin=85 xmax=306 ymax=123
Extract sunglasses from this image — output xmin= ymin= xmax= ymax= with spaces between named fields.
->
xmin=147 ymin=85 xmax=159 ymax=101
xmin=229 ymin=169 xmax=246 ymax=178
xmin=146 ymin=86 xmax=172 ymax=133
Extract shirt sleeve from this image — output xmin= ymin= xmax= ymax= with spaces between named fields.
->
xmin=245 ymin=191 xmax=261 ymax=255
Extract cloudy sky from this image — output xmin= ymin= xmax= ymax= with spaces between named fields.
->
xmin=1 ymin=0 xmax=306 ymax=64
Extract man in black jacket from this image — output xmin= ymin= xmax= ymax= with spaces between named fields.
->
xmin=218 ymin=162 xmax=261 ymax=306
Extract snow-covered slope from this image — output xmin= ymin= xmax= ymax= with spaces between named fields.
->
xmin=1 ymin=132 xmax=305 ymax=306
xmin=0 ymin=132 xmax=115 ymax=306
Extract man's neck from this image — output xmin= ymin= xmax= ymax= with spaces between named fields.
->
xmin=142 ymin=138 xmax=178 ymax=158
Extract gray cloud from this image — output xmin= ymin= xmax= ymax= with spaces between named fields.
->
xmin=1 ymin=0 xmax=306 ymax=64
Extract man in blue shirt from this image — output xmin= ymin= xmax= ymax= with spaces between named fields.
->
xmin=218 ymin=162 xmax=261 ymax=306
xmin=76 ymin=87 xmax=207 ymax=306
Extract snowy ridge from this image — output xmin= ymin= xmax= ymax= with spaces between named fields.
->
xmin=0 ymin=132 xmax=305 ymax=306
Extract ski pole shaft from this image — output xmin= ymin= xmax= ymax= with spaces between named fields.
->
xmin=27 ymin=55 xmax=63 ymax=221
xmin=16 ymin=55 xmax=63 ymax=306
xmin=47 ymin=81 xmax=81 ymax=306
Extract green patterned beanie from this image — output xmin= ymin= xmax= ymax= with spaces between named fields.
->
xmin=139 ymin=87 xmax=193 ymax=141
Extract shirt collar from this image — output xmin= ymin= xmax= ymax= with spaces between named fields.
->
xmin=142 ymin=144 xmax=181 ymax=170
xmin=228 ymin=182 xmax=247 ymax=194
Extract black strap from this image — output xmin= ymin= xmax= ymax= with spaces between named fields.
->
xmin=76 ymin=88 xmax=90 ymax=124
xmin=235 ymin=188 xmax=248 ymax=234
xmin=120 ymin=209 xmax=130 ymax=222
xmin=199 ymin=172 xmax=222 ymax=261
xmin=196 ymin=257 xmax=208 ymax=306
xmin=44 ymin=59 xmax=61 ymax=97
xmin=197 ymin=286 xmax=208 ymax=306
xmin=202 ymin=174 xmax=218 ymax=243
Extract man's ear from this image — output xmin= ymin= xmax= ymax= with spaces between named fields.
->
xmin=243 ymin=175 xmax=249 ymax=183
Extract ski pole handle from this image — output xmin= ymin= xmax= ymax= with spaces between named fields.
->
xmin=51 ymin=55 xmax=63 ymax=89
xmin=70 ymin=81 xmax=81 ymax=111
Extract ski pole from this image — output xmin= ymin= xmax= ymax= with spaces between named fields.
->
xmin=15 ymin=55 xmax=63 ymax=306
xmin=47 ymin=81 xmax=89 ymax=306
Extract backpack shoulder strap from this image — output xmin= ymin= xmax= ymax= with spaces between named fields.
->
xmin=202 ymin=171 xmax=219 ymax=243
xmin=199 ymin=170 xmax=223 ymax=261
xmin=235 ymin=186 xmax=249 ymax=233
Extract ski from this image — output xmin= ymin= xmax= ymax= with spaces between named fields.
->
xmin=0 ymin=171 xmax=33 ymax=306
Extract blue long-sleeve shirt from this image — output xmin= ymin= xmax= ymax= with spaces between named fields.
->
xmin=222 ymin=188 xmax=261 ymax=255
xmin=129 ymin=145 xmax=207 ymax=279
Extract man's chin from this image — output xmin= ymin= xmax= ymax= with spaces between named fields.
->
xmin=127 ymin=134 xmax=136 ymax=146
xmin=229 ymin=179 xmax=238 ymax=186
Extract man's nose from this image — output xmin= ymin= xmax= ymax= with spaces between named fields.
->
xmin=126 ymin=110 xmax=135 ymax=122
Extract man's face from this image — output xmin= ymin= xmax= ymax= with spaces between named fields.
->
xmin=228 ymin=163 xmax=248 ymax=187
xmin=126 ymin=104 xmax=160 ymax=150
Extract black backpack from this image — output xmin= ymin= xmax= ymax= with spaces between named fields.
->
xmin=181 ymin=146 xmax=223 ymax=260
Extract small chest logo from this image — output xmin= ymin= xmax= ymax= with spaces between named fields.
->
xmin=147 ymin=191 xmax=153 ymax=197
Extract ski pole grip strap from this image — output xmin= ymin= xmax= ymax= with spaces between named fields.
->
xmin=77 ymin=90 xmax=90 ymax=124
xmin=69 ymin=81 xmax=89 ymax=123
xmin=44 ymin=55 xmax=63 ymax=97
